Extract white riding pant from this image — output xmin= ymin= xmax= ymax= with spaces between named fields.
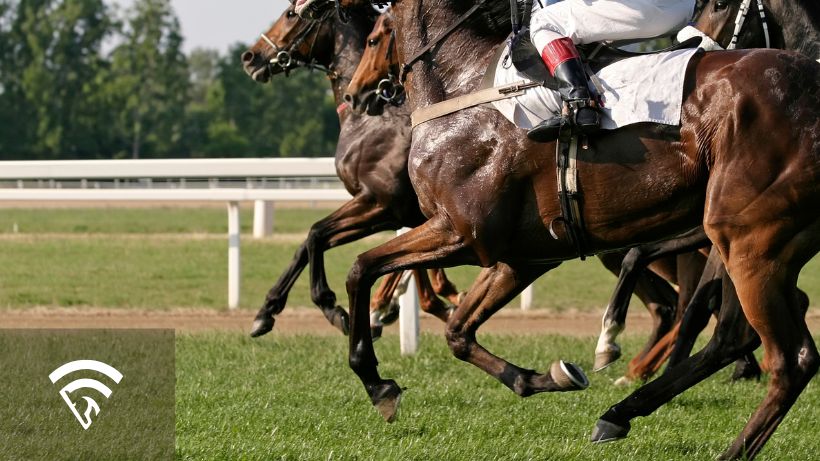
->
xmin=530 ymin=0 xmax=696 ymax=51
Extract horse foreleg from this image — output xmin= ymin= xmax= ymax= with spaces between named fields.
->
xmin=369 ymin=271 xmax=407 ymax=339
xmin=592 ymin=271 xmax=761 ymax=445
xmin=345 ymin=216 xmax=473 ymax=422
xmin=594 ymin=227 xmax=709 ymax=371
xmin=428 ymin=268 xmax=463 ymax=305
xmin=445 ymin=262 xmax=589 ymax=396
xmin=413 ymin=269 xmax=452 ymax=321
xmin=251 ymin=194 xmax=398 ymax=337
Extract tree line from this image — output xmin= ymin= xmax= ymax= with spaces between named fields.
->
xmin=0 ymin=0 xmax=339 ymax=159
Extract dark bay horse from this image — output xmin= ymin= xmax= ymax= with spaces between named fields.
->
xmin=300 ymin=1 xmax=820 ymax=458
xmin=348 ymin=11 xmax=706 ymax=382
xmin=241 ymin=4 xmax=460 ymax=338
xmin=595 ymin=0 xmax=820 ymax=383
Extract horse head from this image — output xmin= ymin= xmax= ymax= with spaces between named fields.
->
xmin=241 ymin=3 xmax=335 ymax=82
xmin=344 ymin=13 xmax=404 ymax=113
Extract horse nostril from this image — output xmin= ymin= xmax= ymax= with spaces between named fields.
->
xmin=241 ymin=51 xmax=255 ymax=64
xmin=344 ymin=93 xmax=353 ymax=104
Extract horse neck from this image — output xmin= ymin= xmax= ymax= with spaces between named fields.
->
xmin=328 ymin=15 xmax=371 ymax=109
xmin=765 ymin=0 xmax=820 ymax=58
xmin=394 ymin=0 xmax=504 ymax=110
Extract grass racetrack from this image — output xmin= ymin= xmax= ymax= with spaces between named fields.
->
xmin=2 ymin=206 xmax=819 ymax=459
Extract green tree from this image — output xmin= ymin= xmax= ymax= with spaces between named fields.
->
xmin=107 ymin=0 xmax=188 ymax=158
xmin=203 ymin=42 xmax=338 ymax=157
xmin=0 ymin=0 xmax=113 ymax=158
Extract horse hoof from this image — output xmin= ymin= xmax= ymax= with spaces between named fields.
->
xmin=550 ymin=360 xmax=590 ymax=391
xmin=371 ymin=380 xmax=403 ymax=423
xmin=371 ymin=325 xmax=383 ymax=341
xmin=590 ymin=418 xmax=630 ymax=443
xmin=593 ymin=349 xmax=622 ymax=372
xmin=250 ymin=316 xmax=274 ymax=338
xmin=324 ymin=306 xmax=350 ymax=335
xmin=379 ymin=300 xmax=400 ymax=325
xmin=613 ymin=376 xmax=634 ymax=387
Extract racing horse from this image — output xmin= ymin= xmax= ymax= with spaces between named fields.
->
xmin=593 ymin=0 xmax=820 ymax=383
xmin=241 ymin=3 xmax=462 ymax=338
xmin=347 ymin=11 xmax=709 ymax=382
xmin=301 ymin=0 xmax=820 ymax=458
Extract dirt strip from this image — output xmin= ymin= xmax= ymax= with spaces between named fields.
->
xmin=2 ymin=307 xmax=819 ymax=336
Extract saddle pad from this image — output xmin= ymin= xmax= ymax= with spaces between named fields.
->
xmin=491 ymin=48 xmax=699 ymax=130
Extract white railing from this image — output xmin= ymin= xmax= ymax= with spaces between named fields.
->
xmin=0 ymin=158 xmax=533 ymax=353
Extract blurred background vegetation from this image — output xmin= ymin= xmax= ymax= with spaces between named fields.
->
xmin=0 ymin=0 xmax=340 ymax=159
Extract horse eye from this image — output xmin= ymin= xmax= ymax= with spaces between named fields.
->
xmin=368 ymin=38 xmax=380 ymax=47
xmin=714 ymin=0 xmax=729 ymax=10
xmin=286 ymin=10 xmax=296 ymax=18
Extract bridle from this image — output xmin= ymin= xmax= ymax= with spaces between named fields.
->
xmin=726 ymin=0 xmax=771 ymax=49
xmin=376 ymin=30 xmax=406 ymax=105
xmin=258 ymin=9 xmax=339 ymax=78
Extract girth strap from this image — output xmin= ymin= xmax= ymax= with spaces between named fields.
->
xmin=550 ymin=128 xmax=588 ymax=260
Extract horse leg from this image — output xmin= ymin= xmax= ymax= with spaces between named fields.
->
xmin=715 ymin=243 xmax=819 ymax=459
xmin=345 ymin=216 xmax=473 ymax=421
xmin=413 ymin=269 xmax=452 ymax=321
xmin=428 ymin=268 xmax=463 ymax=305
xmin=369 ymin=271 xmax=407 ymax=340
xmin=251 ymin=195 xmax=397 ymax=337
xmin=591 ymin=271 xmax=761 ymax=444
xmin=594 ymin=227 xmax=709 ymax=371
xmin=445 ymin=262 xmax=589 ymax=396
xmin=664 ymin=248 xmax=725 ymax=369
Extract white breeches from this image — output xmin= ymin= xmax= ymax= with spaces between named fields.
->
xmin=530 ymin=0 xmax=696 ymax=51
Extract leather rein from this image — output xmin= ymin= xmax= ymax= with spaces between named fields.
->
xmin=258 ymin=10 xmax=339 ymax=78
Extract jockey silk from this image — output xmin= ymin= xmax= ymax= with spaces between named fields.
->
xmin=530 ymin=0 xmax=696 ymax=50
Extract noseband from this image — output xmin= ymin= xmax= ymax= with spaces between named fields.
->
xmin=258 ymin=10 xmax=338 ymax=78
xmin=376 ymin=30 xmax=406 ymax=105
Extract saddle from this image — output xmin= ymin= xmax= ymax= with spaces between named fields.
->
xmin=509 ymin=31 xmax=703 ymax=91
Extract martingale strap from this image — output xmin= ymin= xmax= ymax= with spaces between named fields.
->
xmin=410 ymin=81 xmax=541 ymax=128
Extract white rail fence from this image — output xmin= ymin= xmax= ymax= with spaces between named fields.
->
xmin=0 ymin=158 xmax=533 ymax=353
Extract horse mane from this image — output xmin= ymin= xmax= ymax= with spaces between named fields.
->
xmin=777 ymin=0 xmax=820 ymax=58
xmin=452 ymin=0 xmax=512 ymax=37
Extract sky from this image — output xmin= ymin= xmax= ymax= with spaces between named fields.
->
xmin=109 ymin=0 xmax=293 ymax=54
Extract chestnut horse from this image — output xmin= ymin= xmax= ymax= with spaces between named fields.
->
xmin=348 ymin=11 xmax=706 ymax=382
xmin=303 ymin=1 xmax=819 ymax=458
xmin=595 ymin=0 xmax=820 ymax=383
xmin=241 ymin=4 xmax=460 ymax=338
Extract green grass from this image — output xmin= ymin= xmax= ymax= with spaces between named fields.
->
xmin=0 ymin=207 xmax=818 ymax=311
xmin=176 ymin=332 xmax=820 ymax=460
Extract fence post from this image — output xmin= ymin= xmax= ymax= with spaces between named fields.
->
xmin=227 ymin=201 xmax=241 ymax=310
xmin=253 ymin=200 xmax=274 ymax=238
xmin=398 ymin=228 xmax=419 ymax=355
xmin=521 ymin=284 xmax=534 ymax=310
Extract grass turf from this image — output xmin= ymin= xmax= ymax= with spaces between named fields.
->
xmin=1 ymin=207 xmax=819 ymax=311
xmin=176 ymin=332 xmax=819 ymax=460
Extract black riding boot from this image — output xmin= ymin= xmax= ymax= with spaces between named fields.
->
xmin=527 ymin=58 xmax=600 ymax=143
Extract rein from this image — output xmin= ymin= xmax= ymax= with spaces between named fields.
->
xmin=258 ymin=10 xmax=338 ymax=78
xmin=727 ymin=0 xmax=771 ymax=49
xmin=398 ymin=0 xmax=488 ymax=83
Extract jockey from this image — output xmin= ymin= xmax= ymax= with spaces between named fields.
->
xmin=526 ymin=0 xmax=696 ymax=142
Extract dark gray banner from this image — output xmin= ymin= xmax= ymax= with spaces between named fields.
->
xmin=0 ymin=329 xmax=175 ymax=461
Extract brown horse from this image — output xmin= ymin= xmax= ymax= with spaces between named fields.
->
xmin=595 ymin=0 xmax=820 ymax=383
xmin=241 ymin=4 xmax=460 ymax=338
xmin=302 ymin=1 xmax=819 ymax=458
xmin=349 ymin=11 xmax=705 ymax=381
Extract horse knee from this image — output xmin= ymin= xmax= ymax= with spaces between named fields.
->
xmin=798 ymin=342 xmax=820 ymax=378
xmin=445 ymin=325 xmax=470 ymax=361
xmin=345 ymin=257 xmax=369 ymax=296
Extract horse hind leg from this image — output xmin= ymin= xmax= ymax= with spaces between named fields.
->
xmin=428 ymin=268 xmax=464 ymax=305
xmin=715 ymin=228 xmax=820 ymax=459
xmin=368 ymin=271 xmax=407 ymax=340
xmin=446 ymin=262 xmax=589 ymax=397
